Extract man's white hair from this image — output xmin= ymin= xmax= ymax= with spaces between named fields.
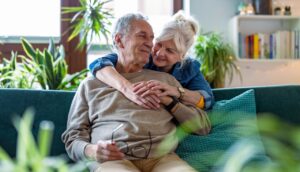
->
xmin=112 ymin=13 xmax=149 ymax=50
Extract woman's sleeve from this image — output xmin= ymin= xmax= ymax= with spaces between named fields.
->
xmin=88 ymin=53 xmax=118 ymax=76
xmin=168 ymin=76 xmax=211 ymax=135
xmin=186 ymin=60 xmax=215 ymax=109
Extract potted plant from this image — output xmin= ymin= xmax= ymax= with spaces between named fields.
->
xmin=0 ymin=38 xmax=88 ymax=90
xmin=20 ymin=38 xmax=88 ymax=90
xmin=62 ymin=0 xmax=114 ymax=50
xmin=194 ymin=32 xmax=241 ymax=88
xmin=0 ymin=52 xmax=34 ymax=88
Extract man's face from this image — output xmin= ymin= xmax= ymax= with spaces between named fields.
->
xmin=122 ymin=20 xmax=154 ymax=66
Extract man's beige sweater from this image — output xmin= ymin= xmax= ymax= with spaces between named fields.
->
xmin=62 ymin=69 xmax=210 ymax=164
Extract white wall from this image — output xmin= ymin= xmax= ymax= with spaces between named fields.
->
xmin=187 ymin=0 xmax=240 ymax=40
xmin=227 ymin=60 xmax=300 ymax=87
xmin=187 ymin=0 xmax=300 ymax=39
xmin=187 ymin=0 xmax=300 ymax=88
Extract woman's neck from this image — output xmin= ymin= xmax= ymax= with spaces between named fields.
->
xmin=158 ymin=65 xmax=173 ymax=73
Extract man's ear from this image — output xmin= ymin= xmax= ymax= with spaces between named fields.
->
xmin=114 ymin=33 xmax=124 ymax=48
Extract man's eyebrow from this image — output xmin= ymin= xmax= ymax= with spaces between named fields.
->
xmin=138 ymin=31 xmax=154 ymax=37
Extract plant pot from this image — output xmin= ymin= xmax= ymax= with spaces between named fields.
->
xmin=211 ymin=80 xmax=225 ymax=89
xmin=252 ymin=0 xmax=272 ymax=15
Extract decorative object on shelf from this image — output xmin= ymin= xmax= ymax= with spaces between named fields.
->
xmin=252 ymin=0 xmax=272 ymax=15
xmin=274 ymin=6 xmax=282 ymax=15
xmin=238 ymin=1 xmax=247 ymax=15
xmin=272 ymin=0 xmax=295 ymax=16
xmin=194 ymin=32 xmax=241 ymax=88
xmin=284 ymin=6 xmax=292 ymax=15
xmin=245 ymin=3 xmax=255 ymax=15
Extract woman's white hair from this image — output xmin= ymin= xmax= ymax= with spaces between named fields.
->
xmin=155 ymin=10 xmax=200 ymax=59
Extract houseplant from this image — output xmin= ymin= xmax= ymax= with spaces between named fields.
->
xmin=194 ymin=32 xmax=241 ymax=88
xmin=0 ymin=38 xmax=88 ymax=90
xmin=20 ymin=38 xmax=88 ymax=90
xmin=0 ymin=52 xmax=34 ymax=89
xmin=62 ymin=0 xmax=114 ymax=50
xmin=0 ymin=108 xmax=87 ymax=172
xmin=218 ymin=114 xmax=300 ymax=172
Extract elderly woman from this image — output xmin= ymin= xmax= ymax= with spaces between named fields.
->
xmin=89 ymin=11 xmax=214 ymax=110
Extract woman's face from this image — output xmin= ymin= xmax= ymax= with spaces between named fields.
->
xmin=152 ymin=39 xmax=182 ymax=72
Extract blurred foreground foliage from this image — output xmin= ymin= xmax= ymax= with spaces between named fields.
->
xmin=0 ymin=108 xmax=88 ymax=172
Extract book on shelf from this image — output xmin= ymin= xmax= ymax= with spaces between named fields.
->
xmin=238 ymin=30 xmax=300 ymax=60
xmin=253 ymin=34 xmax=259 ymax=59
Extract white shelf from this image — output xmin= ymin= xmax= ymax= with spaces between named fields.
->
xmin=236 ymin=58 xmax=300 ymax=62
xmin=228 ymin=15 xmax=300 ymax=60
xmin=227 ymin=15 xmax=300 ymax=88
xmin=235 ymin=15 xmax=300 ymax=20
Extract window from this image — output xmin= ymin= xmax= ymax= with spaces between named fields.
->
xmin=0 ymin=0 xmax=181 ymax=73
xmin=0 ymin=0 xmax=60 ymax=43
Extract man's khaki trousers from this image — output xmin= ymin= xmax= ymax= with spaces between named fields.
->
xmin=96 ymin=153 xmax=197 ymax=172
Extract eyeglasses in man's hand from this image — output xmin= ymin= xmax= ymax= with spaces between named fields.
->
xmin=111 ymin=123 xmax=152 ymax=159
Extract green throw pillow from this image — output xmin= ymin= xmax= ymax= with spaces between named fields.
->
xmin=176 ymin=89 xmax=263 ymax=172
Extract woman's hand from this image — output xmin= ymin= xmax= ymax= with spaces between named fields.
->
xmin=123 ymin=82 xmax=161 ymax=109
xmin=144 ymin=80 xmax=180 ymax=98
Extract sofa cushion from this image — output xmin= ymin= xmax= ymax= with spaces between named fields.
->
xmin=176 ymin=89 xmax=263 ymax=172
xmin=212 ymin=85 xmax=300 ymax=124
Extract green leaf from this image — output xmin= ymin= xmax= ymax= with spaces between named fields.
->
xmin=36 ymin=50 xmax=45 ymax=66
xmin=70 ymin=11 xmax=83 ymax=23
xmin=21 ymin=38 xmax=36 ymax=61
xmin=13 ymin=108 xmax=38 ymax=169
xmin=58 ymin=45 xmax=65 ymax=60
xmin=58 ymin=69 xmax=88 ymax=90
xmin=10 ymin=52 xmax=17 ymax=70
xmin=61 ymin=7 xmax=84 ymax=14
xmin=68 ymin=19 xmax=85 ymax=42
xmin=38 ymin=121 xmax=54 ymax=158
xmin=48 ymin=38 xmax=56 ymax=57
xmin=0 ymin=147 xmax=12 ymax=161
xmin=44 ymin=50 xmax=54 ymax=86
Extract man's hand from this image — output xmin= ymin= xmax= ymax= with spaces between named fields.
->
xmin=145 ymin=80 xmax=180 ymax=98
xmin=84 ymin=141 xmax=124 ymax=163
xmin=122 ymin=81 xmax=160 ymax=109
xmin=159 ymin=96 xmax=173 ymax=106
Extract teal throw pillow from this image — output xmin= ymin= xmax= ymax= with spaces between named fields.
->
xmin=176 ymin=89 xmax=264 ymax=172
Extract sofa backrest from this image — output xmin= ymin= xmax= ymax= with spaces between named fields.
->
xmin=0 ymin=88 xmax=75 ymax=158
xmin=213 ymin=85 xmax=300 ymax=124
xmin=1 ymin=85 xmax=299 ymax=158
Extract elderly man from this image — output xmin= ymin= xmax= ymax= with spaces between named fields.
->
xmin=62 ymin=13 xmax=211 ymax=172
